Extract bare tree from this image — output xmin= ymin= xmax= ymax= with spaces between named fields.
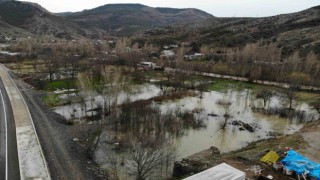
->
xmin=310 ymin=98 xmax=320 ymax=119
xmin=99 ymin=66 xmax=129 ymax=124
xmin=256 ymin=89 xmax=273 ymax=108
xmin=128 ymin=138 xmax=175 ymax=180
xmin=66 ymin=55 xmax=81 ymax=79
xmin=77 ymin=39 xmax=95 ymax=57
xmin=31 ymin=58 xmax=39 ymax=72
xmin=156 ymin=70 xmax=186 ymax=95
xmin=77 ymin=70 xmax=96 ymax=118
xmin=287 ymin=72 xmax=311 ymax=87
xmin=216 ymin=99 xmax=232 ymax=129
xmin=42 ymin=55 xmax=60 ymax=82
xmin=158 ymin=81 xmax=171 ymax=95
xmin=121 ymin=51 xmax=145 ymax=71
xmin=197 ymin=83 xmax=207 ymax=99
xmin=281 ymin=87 xmax=296 ymax=110
xmin=115 ymin=37 xmax=132 ymax=54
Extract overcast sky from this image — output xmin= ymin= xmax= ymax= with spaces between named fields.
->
xmin=20 ymin=0 xmax=320 ymax=17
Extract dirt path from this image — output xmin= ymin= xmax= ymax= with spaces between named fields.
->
xmin=300 ymin=129 xmax=320 ymax=162
xmin=9 ymin=72 xmax=106 ymax=180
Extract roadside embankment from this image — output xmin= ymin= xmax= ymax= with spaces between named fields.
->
xmin=0 ymin=64 xmax=50 ymax=179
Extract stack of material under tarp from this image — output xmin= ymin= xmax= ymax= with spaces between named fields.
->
xmin=184 ymin=163 xmax=246 ymax=180
xmin=281 ymin=150 xmax=320 ymax=179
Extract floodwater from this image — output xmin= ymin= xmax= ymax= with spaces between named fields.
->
xmin=54 ymin=84 xmax=161 ymax=120
xmin=0 ymin=44 xmax=10 ymax=48
xmin=53 ymin=83 xmax=318 ymax=179
xmin=157 ymin=89 xmax=311 ymax=156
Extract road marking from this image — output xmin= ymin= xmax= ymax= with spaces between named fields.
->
xmin=0 ymin=89 xmax=8 ymax=180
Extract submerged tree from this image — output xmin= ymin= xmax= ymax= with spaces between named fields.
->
xmin=128 ymin=137 xmax=175 ymax=180
xmin=310 ymin=97 xmax=320 ymax=120
xmin=98 ymin=66 xmax=129 ymax=128
xmin=281 ymin=87 xmax=297 ymax=110
xmin=256 ymin=89 xmax=273 ymax=108
xmin=216 ymin=99 xmax=233 ymax=129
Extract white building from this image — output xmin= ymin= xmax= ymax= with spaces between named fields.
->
xmin=184 ymin=163 xmax=246 ymax=180
xmin=163 ymin=50 xmax=175 ymax=57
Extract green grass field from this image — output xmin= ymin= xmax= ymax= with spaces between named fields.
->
xmin=43 ymin=94 xmax=62 ymax=107
xmin=208 ymin=78 xmax=266 ymax=92
xmin=45 ymin=79 xmax=77 ymax=91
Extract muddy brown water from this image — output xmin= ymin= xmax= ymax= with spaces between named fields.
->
xmin=54 ymin=84 xmax=318 ymax=179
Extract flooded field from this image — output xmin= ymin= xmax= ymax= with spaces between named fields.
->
xmin=158 ymin=89 xmax=309 ymax=156
xmin=53 ymin=83 xmax=318 ymax=179
xmin=54 ymin=84 xmax=161 ymax=120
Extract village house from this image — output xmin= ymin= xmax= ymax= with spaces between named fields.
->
xmin=160 ymin=50 xmax=176 ymax=60
xmin=184 ymin=53 xmax=205 ymax=60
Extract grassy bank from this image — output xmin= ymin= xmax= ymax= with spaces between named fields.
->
xmin=45 ymin=79 xmax=76 ymax=91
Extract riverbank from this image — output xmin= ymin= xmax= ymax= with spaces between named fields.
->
xmin=173 ymin=121 xmax=320 ymax=179
xmin=166 ymin=68 xmax=320 ymax=92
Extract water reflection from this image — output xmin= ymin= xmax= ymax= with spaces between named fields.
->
xmin=54 ymin=84 xmax=161 ymax=120
xmin=156 ymin=89 xmax=311 ymax=156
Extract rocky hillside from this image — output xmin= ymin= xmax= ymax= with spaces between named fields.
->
xmin=204 ymin=5 xmax=320 ymax=56
xmin=0 ymin=1 xmax=93 ymax=38
xmin=0 ymin=0 xmax=11 ymax=3
xmin=137 ymin=5 xmax=320 ymax=57
xmin=0 ymin=19 xmax=32 ymax=38
xmin=0 ymin=2 xmax=214 ymax=38
xmin=0 ymin=1 xmax=319 ymax=44
xmin=66 ymin=3 xmax=214 ymax=35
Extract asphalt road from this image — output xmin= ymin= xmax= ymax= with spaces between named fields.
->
xmin=0 ymin=77 xmax=20 ymax=180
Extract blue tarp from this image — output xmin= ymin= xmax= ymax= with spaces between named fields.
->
xmin=281 ymin=150 xmax=320 ymax=179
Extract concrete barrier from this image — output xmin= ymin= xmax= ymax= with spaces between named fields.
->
xmin=0 ymin=64 xmax=50 ymax=180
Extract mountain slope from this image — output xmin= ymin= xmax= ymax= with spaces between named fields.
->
xmin=0 ymin=0 xmax=12 ymax=3
xmin=202 ymin=5 xmax=320 ymax=56
xmin=0 ymin=1 xmax=93 ymax=38
xmin=67 ymin=3 xmax=214 ymax=35
xmin=54 ymin=12 xmax=73 ymax=17
xmin=137 ymin=5 xmax=320 ymax=57
xmin=0 ymin=19 xmax=32 ymax=38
